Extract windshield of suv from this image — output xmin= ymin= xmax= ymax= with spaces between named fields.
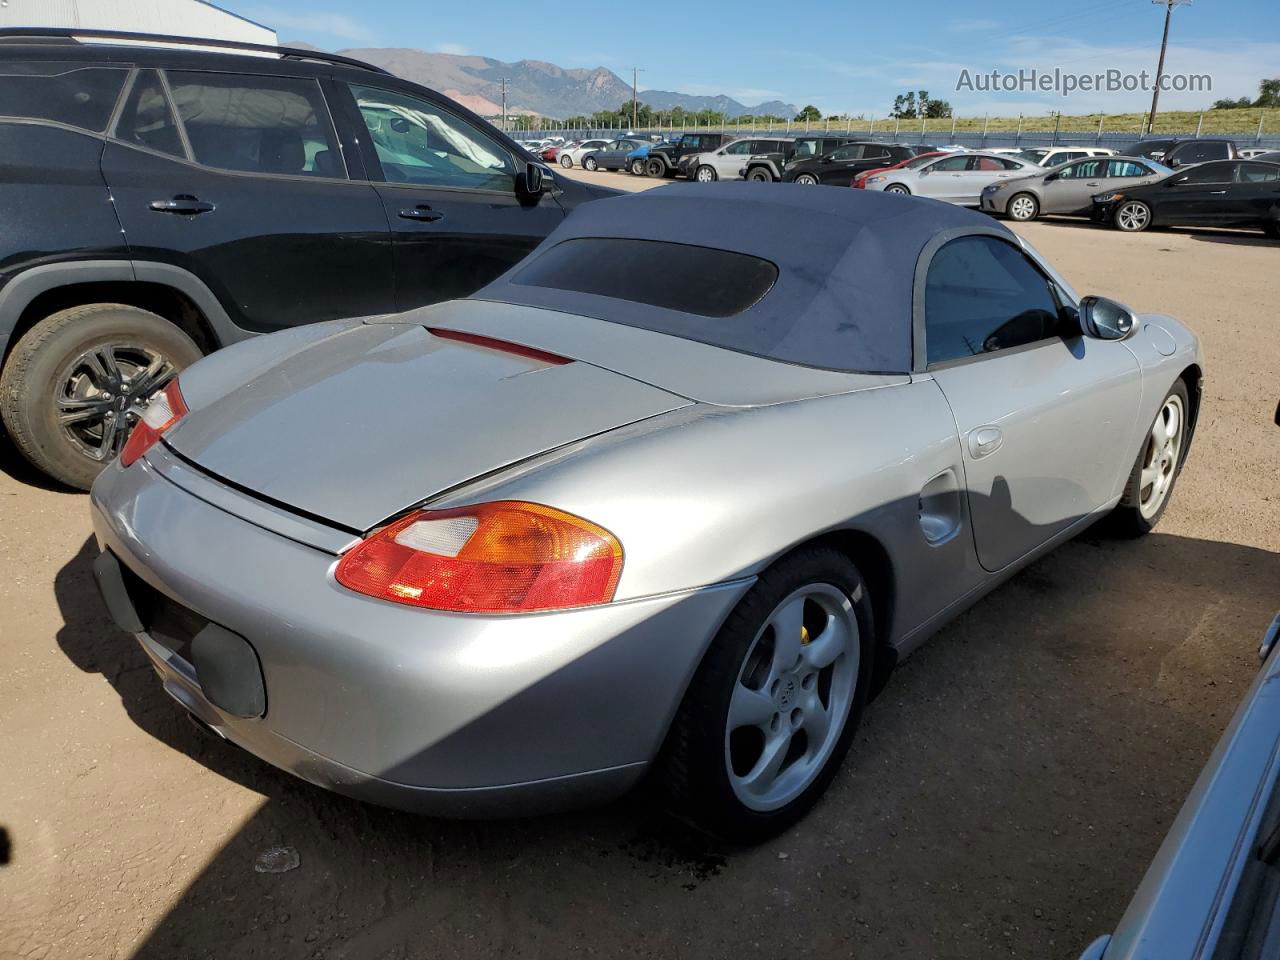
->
xmin=1015 ymin=148 xmax=1051 ymax=164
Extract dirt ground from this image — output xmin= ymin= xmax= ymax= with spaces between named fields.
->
xmin=1 ymin=171 xmax=1278 ymax=960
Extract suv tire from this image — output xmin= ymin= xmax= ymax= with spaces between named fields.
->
xmin=746 ymin=167 xmax=774 ymax=182
xmin=645 ymin=157 xmax=668 ymax=177
xmin=0 ymin=303 xmax=203 ymax=490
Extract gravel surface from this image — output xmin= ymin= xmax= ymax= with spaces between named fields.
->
xmin=1 ymin=174 xmax=1277 ymax=960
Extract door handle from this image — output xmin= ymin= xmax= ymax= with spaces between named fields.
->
xmin=1208 ymin=190 xmax=1227 ymax=195
xmin=399 ymin=205 xmax=444 ymax=222
xmin=1086 ymin=182 xmax=1100 ymax=186
xmin=967 ymin=426 xmax=1004 ymax=460
xmin=149 ymin=195 xmax=214 ymax=215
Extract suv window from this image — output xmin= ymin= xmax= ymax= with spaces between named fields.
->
xmin=862 ymin=145 xmax=891 ymax=160
xmin=723 ymin=140 xmax=755 ymax=155
xmin=1177 ymin=161 xmax=1236 ymax=184
xmin=113 ymin=69 xmax=184 ymax=157
xmin=0 ymin=62 xmax=127 ymax=132
xmin=166 ymin=71 xmax=342 ymax=177
xmin=830 ymin=144 xmax=862 ymax=161
xmin=350 ymin=83 xmax=514 ymax=191
xmin=925 ymin=236 xmax=1063 ymax=366
xmin=1172 ymin=141 xmax=1232 ymax=164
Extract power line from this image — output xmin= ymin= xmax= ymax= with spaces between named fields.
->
xmin=498 ymin=76 xmax=511 ymax=133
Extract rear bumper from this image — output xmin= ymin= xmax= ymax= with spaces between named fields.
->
xmin=89 ymin=453 xmax=748 ymax=817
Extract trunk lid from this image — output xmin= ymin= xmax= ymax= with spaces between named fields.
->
xmin=164 ymin=322 xmax=691 ymax=531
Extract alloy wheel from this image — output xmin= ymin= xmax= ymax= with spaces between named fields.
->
xmin=1116 ymin=201 xmax=1150 ymax=231
xmin=55 ymin=344 xmax=175 ymax=462
xmin=1138 ymin=394 xmax=1184 ymax=518
xmin=795 ymin=174 xmax=818 ymax=185
xmin=724 ymin=583 xmax=859 ymax=812
xmin=1009 ymin=195 xmax=1038 ymax=220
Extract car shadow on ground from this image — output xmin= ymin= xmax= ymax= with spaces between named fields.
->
xmin=1029 ymin=216 xmax=1276 ymax=247
xmin=0 ymin=432 xmax=73 ymax=493
xmin=52 ymin=526 xmax=1280 ymax=960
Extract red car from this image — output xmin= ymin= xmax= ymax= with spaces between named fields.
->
xmin=852 ymin=151 xmax=946 ymax=188
xmin=541 ymin=145 xmax=560 ymax=162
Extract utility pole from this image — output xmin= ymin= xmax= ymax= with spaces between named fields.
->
xmin=630 ymin=67 xmax=644 ymax=130
xmin=499 ymin=77 xmax=511 ymax=133
xmin=1147 ymin=0 xmax=1191 ymax=134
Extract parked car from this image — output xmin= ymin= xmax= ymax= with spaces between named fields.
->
xmin=1091 ymin=159 xmax=1280 ymax=238
xmin=1255 ymin=151 xmax=1280 ymax=164
xmin=1238 ymin=147 xmax=1271 ymax=159
xmin=687 ymin=137 xmax=794 ymax=182
xmin=982 ymin=156 xmax=1172 ymax=221
xmin=862 ymin=151 xmax=1042 ymax=205
xmin=557 ymin=138 xmax=610 ymax=168
xmin=1077 ymin=611 xmax=1280 ymax=960
xmin=92 ymin=183 xmax=1201 ymax=840
xmin=540 ymin=143 xmax=561 ymax=163
xmin=741 ymin=136 xmax=875 ymax=182
xmin=852 ymin=151 xmax=948 ymax=188
xmin=783 ymin=141 xmax=929 ymax=186
xmin=623 ymin=139 xmax=678 ymax=176
xmin=1120 ymin=138 xmax=1239 ymax=167
xmin=647 ymin=132 xmax=737 ymax=178
xmin=580 ymin=138 xmax=647 ymax=172
xmin=1013 ymin=146 xmax=1115 ymax=167
xmin=0 ymin=28 xmax=612 ymax=489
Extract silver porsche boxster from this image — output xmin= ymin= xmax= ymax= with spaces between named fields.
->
xmin=90 ymin=184 xmax=1203 ymax=839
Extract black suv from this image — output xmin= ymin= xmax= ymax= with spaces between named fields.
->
xmin=0 ymin=29 xmax=612 ymax=489
xmin=1121 ymin=138 xmax=1239 ymax=167
xmin=645 ymin=132 xmax=737 ymax=178
xmin=779 ymin=141 xmax=928 ymax=185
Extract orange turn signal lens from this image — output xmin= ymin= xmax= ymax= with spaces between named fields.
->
xmin=335 ymin=502 xmax=624 ymax=614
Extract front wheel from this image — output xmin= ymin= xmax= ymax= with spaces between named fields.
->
xmin=645 ymin=158 xmax=667 ymax=177
xmin=695 ymin=165 xmax=717 ymax=183
xmin=884 ymin=183 xmax=910 ymax=195
xmin=747 ymin=168 xmax=774 ymax=182
xmin=660 ymin=548 xmax=874 ymax=841
xmin=1007 ymin=192 xmax=1039 ymax=221
xmin=1109 ymin=380 xmax=1190 ymax=536
xmin=630 ymin=159 xmax=646 ymax=175
xmin=582 ymin=156 xmax=598 ymax=171
xmin=793 ymin=173 xmax=819 ymax=185
xmin=0 ymin=303 xmax=202 ymax=489
xmin=1114 ymin=200 xmax=1152 ymax=232
xmin=559 ymin=154 xmax=573 ymax=168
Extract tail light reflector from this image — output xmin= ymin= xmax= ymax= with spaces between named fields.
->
xmin=335 ymin=502 xmax=623 ymax=614
xmin=121 ymin=379 xmax=187 ymax=467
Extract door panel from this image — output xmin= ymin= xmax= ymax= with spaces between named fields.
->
xmin=343 ymin=81 xmax=565 ymax=311
xmin=102 ymin=69 xmax=393 ymax=333
xmin=933 ymin=340 xmax=1141 ymax=570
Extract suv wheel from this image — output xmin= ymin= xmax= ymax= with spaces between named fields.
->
xmin=695 ymin=165 xmax=717 ymax=183
xmin=747 ymin=168 xmax=774 ymax=182
xmin=0 ymin=303 xmax=203 ymax=490
xmin=645 ymin=158 xmax=667 ymax=177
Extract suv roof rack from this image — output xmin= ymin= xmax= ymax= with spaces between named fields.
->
xmin=0 ymin=27 xmax=390 ymax=75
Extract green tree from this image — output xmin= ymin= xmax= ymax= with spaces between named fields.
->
xmin=794 ymin=104 xmax=822 ymax=122
xmin=892 ymin=90 xmax=951 ymax=119
xmin=1212 ymin=96 xmax=1254 ymax=109
xmin=1257 ymin=78 xmax=1280 ymax=108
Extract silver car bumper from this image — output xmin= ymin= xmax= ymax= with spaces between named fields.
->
xmin=89 ymin=453 xmax=749 ymax=817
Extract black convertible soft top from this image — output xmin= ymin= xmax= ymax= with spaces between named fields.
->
xmin=475 ymin=182 xmax=1014 ymax=374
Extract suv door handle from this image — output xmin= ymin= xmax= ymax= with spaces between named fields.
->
xmin=1208 ymin=190 xmax=1227 ymax=194
xmin=149 ymin=195 xmax=214 ymax=215
xmin=399 ymin=205 xmax=444 ymax=222
xmin=968 ymin=425 xmax=1004 ymax=460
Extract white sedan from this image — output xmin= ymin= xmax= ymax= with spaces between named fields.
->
xmin=861 ymin=151 xmax=1043 ymax=206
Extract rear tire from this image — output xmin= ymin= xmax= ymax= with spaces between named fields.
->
xmin=0 ymin=303 xmax=202 ymax=490
xmin=1007 ymin=192 xmax=1039 ymax=221
xmin=660 ymin=547 xmax=875 ymax=842
xmin=1108 ymin=380 xmax=1190 ymax=536
xmin=793 ymin=173 xmax=819 ymax=185
xmin=747 ymin=167 xmax=774 ymax=182
xmin=559 ymin=154 xmax=573 ymax=168
xmin=583 ymin=156 xmax=598 ymax=171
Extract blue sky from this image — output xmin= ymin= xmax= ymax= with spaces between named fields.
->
xmin=239 ymin=0 xmax=1279 ymax=117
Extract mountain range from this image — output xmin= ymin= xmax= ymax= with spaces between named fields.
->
xmin=297 ymin=45 xmax=797 ymax=119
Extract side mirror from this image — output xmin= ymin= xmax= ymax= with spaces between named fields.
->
xmin=1079 ymin=295 xmax=1136 ymax=340
xmin=1044 ymin=172 xmax=1059 ymax=182
xmin=819 ymin=154 xmax=833 ymax=163
xmin=516 ymin=162 xmax=550 ymax=201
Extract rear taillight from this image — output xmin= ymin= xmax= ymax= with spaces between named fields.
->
xmin=120 ymin=379 xmax=187 ymax=467
xmin=335 ymin=502 xmax=624 ymax=614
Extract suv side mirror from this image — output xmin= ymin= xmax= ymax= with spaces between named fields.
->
xmin=516 ymin=161 xmax=550 ymax=201
xmin=819 ymin=154 xmax=833 ymax=163
xmin=1079 ymin=295 xmax=1136 ymax=340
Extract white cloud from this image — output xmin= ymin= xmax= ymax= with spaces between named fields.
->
xmin=434 ymin=42 xmax=468 ymax=56
xmin=249 ymin=7 xmax=375 ymax=45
